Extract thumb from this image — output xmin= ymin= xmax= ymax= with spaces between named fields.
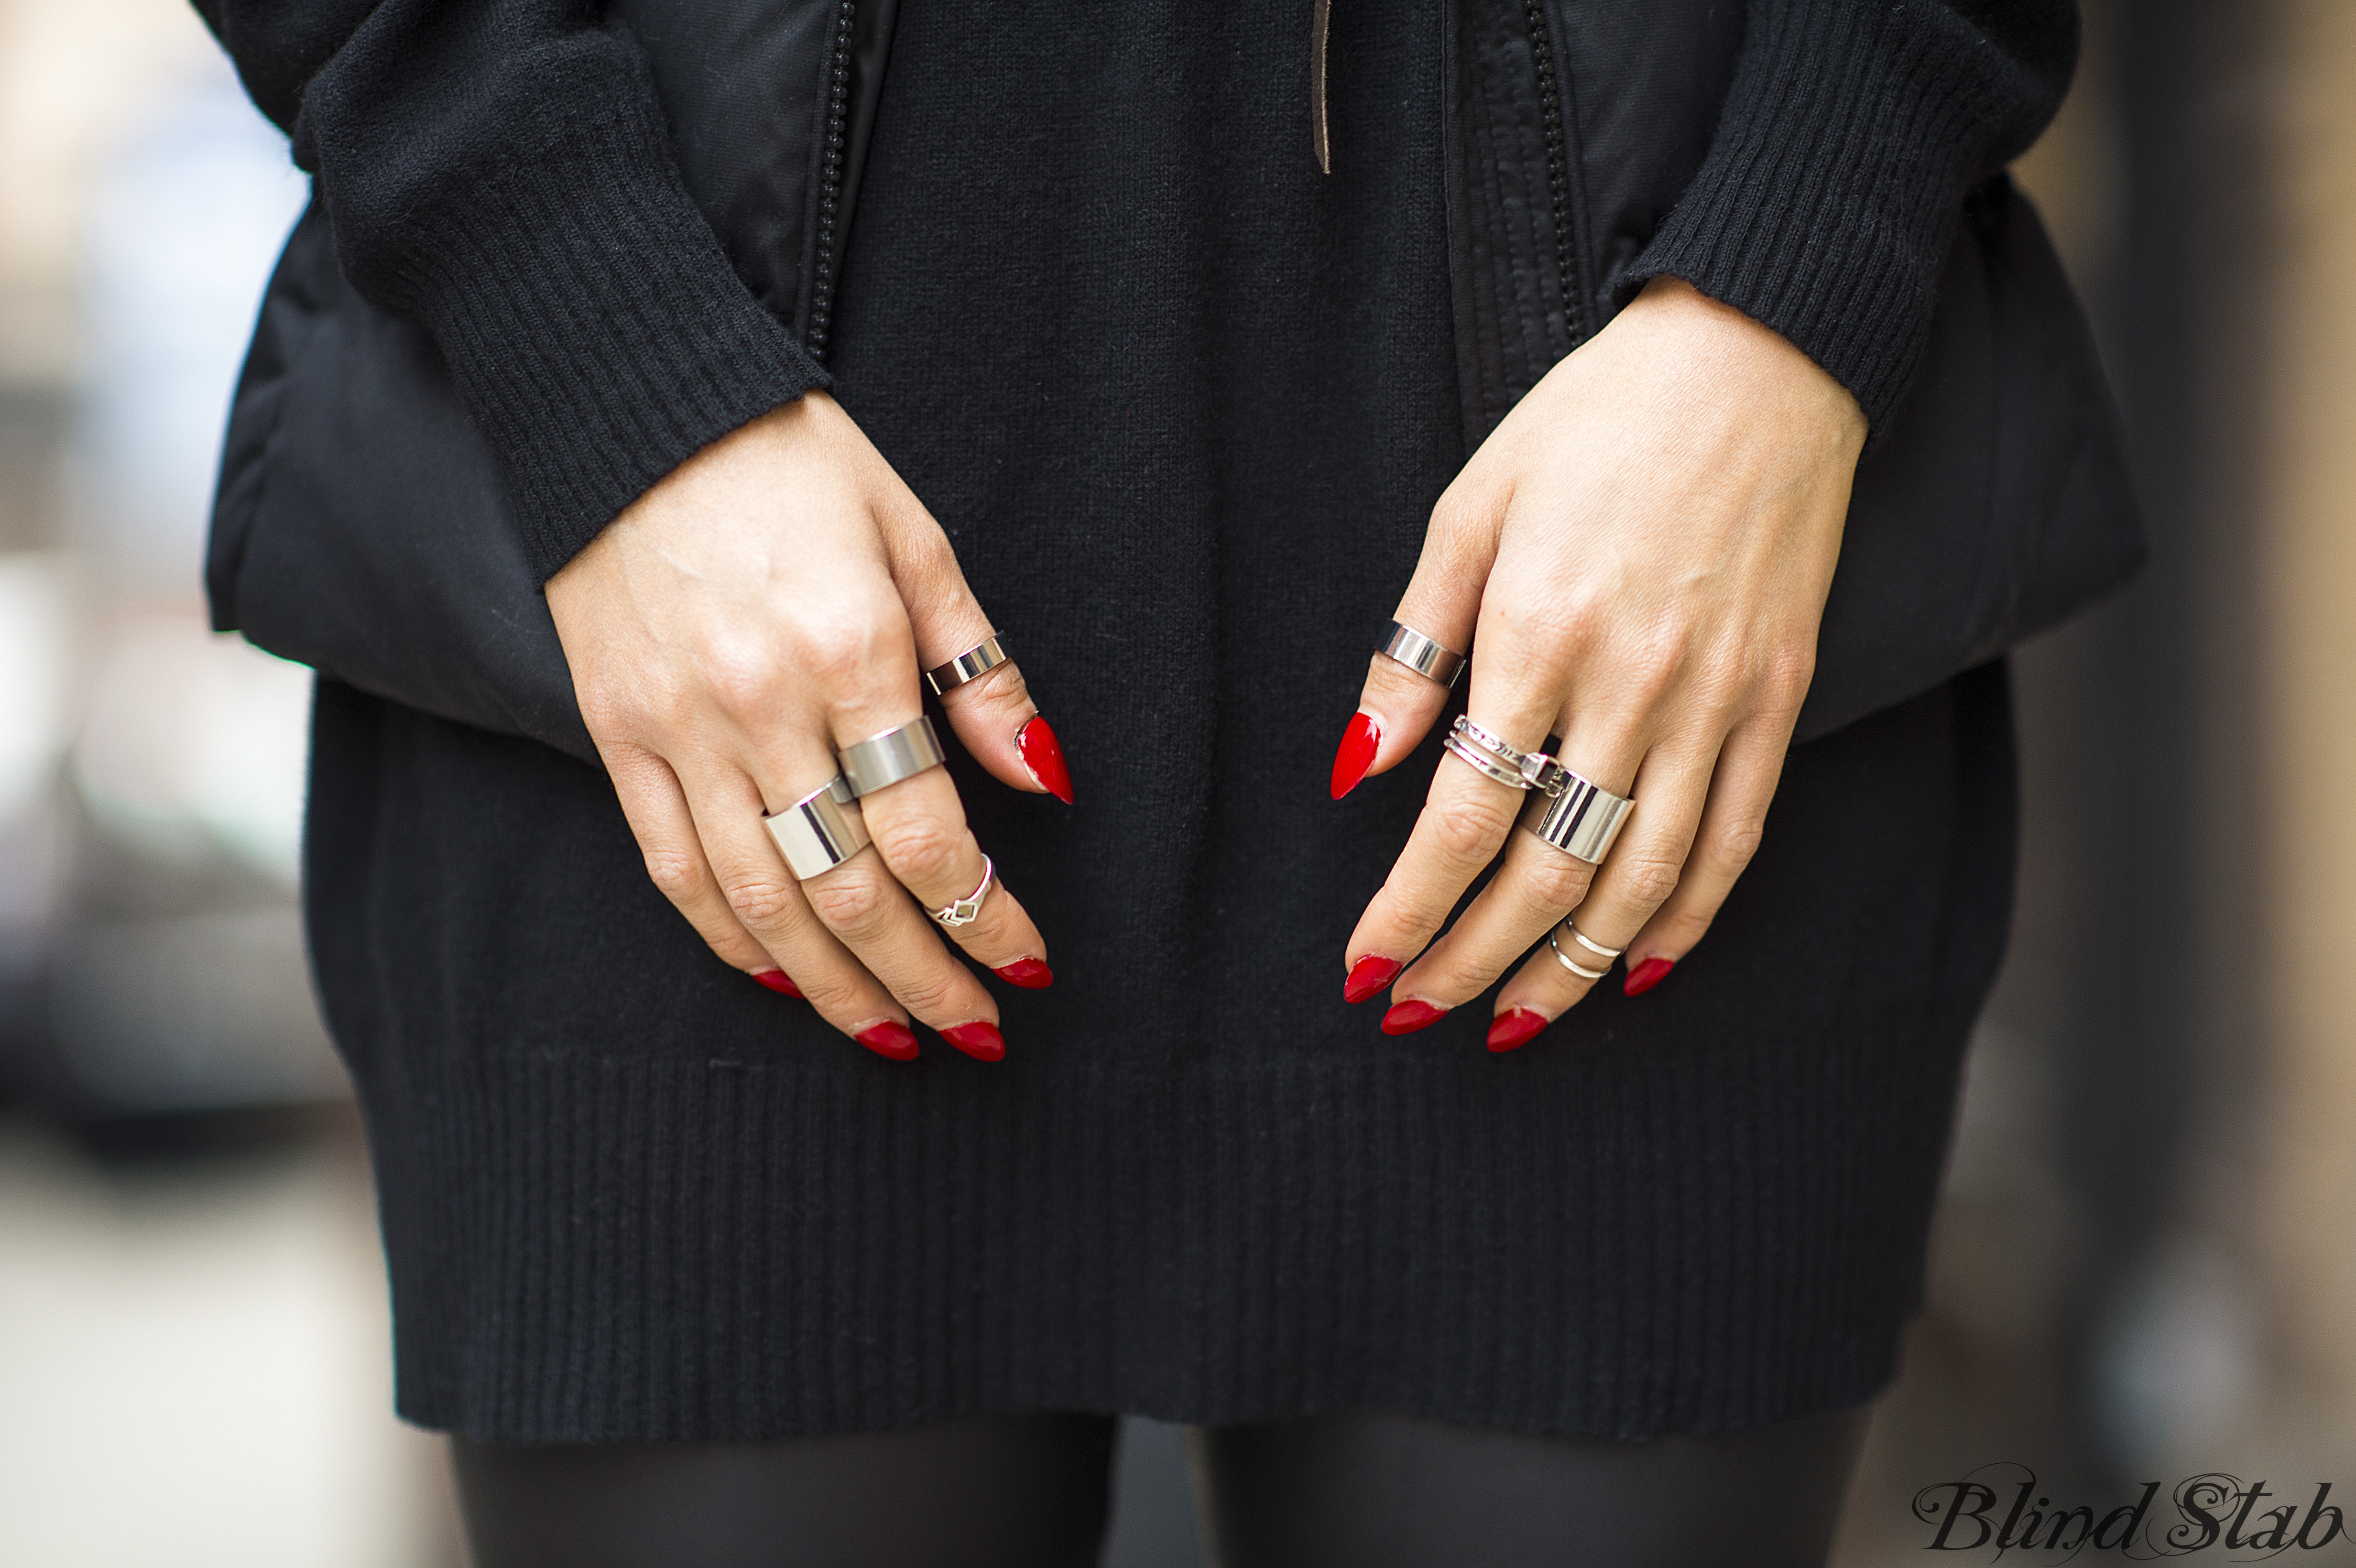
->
xmin=887 ymin=520 xmax=1073 ymax=805
xmin=1328 ymin=489 xmax=1500 ymax=800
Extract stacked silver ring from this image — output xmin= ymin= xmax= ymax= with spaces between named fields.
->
xmin=839 ymin=714 xmax=948 ymax=798
xmin=925 ymin=634 xmax=1009 ymax=697
xmin=764 ymin=775 xmax=870 ymax=880
xmin=1380 ymin=621 xmax=1467 ymax=689
xmin=1441 ymin=715 xmax=1635 ymax=864
xmin=1547 ymin=919 xmax=1621 ymax=981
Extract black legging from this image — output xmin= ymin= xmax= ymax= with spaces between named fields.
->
xmin=452 ymin=1403 xmax=1871 ymax=1568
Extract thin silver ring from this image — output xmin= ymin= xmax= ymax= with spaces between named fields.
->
xmin=764 ymin=776 xmax=871 ymax=881
xmin=925 ymin=634 xmax=1009 ymax=698
xmin=1520 ymin=770 xmax=1635 ymax=864
xmin=1442 ymin=729 xmax=1532 ymax=790
xmin=1563 ymin=920 xmax=1622 ymax=961
xmin=839 ymin=714 xmax=948 ymax=798
xmin=929 ymin=854 xmax=995 ymax=928
xmin=1548 ymin=927 xmax=1610 ymax=981
xmin=1380 ymin=621 xmax=1467 ymax=689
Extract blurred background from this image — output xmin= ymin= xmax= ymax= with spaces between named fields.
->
xmin=0 ymin=0 xmax=2349 ymax=1562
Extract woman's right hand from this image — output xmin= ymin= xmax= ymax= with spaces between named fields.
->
xmin=544 ymin=392 xmax=1072 ymax=1063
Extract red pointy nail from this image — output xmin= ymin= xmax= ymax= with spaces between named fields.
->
xmin=1017 ymin=716 xmax=1075 ymax=804
xmin=994 ymin=958 xmax=1054 ymax=989
xmin=1330 ymin=712 xmax=1380 ymax=799
xmin=855 ymin=1021 xmax=920 ymax=1061
xmin=753 ymin=968 xmax=803 ymax=998
xmin=1486 ymin=1008 xmax=1549 ymax=1053
xmin=1344 ymin=954 xmax=1403 ymax=1005
xmin=1624 ymin=957 xmax=1676 ymax=997
xmin=939 ymin=1021 xmax=1006 ymax=1062
xmin=1381 ymin=999 xmax=1449 ymax=1035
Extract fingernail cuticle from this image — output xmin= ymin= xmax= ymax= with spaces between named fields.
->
xmin=1624 ymin=957 xmax=1676 ymax=997
xmin=1486 ymin=1007 xmax=1549 ymax=1053
xmin=1381 ymin=999 xmax=1449 ymax=1035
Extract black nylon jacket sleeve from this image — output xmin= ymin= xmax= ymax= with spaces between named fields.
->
xmin=192 ymin=0 xmax=830 ymax=585
xmin=1620 ymin=0 xmax=2078 ymax=432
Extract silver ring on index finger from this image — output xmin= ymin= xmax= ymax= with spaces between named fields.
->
xmin=1380 ymin=621 xmax=1467 ymax=688
xmin=925 ymin=634 xmax=1009 ymax=697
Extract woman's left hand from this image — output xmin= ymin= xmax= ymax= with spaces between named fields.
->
xmin=1332 ymin=276 xmax=1866 ymax=1051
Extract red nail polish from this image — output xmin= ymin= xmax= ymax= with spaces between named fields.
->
xmin=1330 ymin=712 xmax=1380 ymax=799
xmin=1343 ymin=954 xmax=1403 ymax=1004
xmin=855 ymin=1021 xmax=920 ymax=1061
xmin=994 ymin=958 xmax=1054 ymax=989
xmin=1486 ymin=1007 xmax=1549 ymax=1053
xmin=1017 ymin=716 xmax=1075 ymax=804
xmin=940 ymin=1021 xmax=1006 ymax=1062
xmin=752 ymin=968 xmax=803 ymax=998
xmin=1381 ymin=999 xmax=1448 ymax=1035
xmin=1624 ymin=957 xmax=1675 ymax=997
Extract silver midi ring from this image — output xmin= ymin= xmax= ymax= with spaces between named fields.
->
xmin=929 ymin=854 xmax=995 ymax=928
xmin=1561 ymin=919 xmax=1623 ymax=962
xmin=839 ymin=714 xmax=948 ymax=798
xmin=764 ymin=775 xmax=870 ymax=880
xmin=1442 ymin=715 xmax=1562 ymax=793
xmin=1380 ymin=621 xmax=1467 ymax=689
xmin=925 ymin=634 xmax=1009 ymax=698
xmin=1520 ymin=770 xmax=1635 ymax=864
xmin=1548 ymin=926 xmax=1612 ymax=982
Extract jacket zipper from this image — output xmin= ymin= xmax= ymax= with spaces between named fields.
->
xmin=806 ymin=0 xmax=858 ymax=359
xmin=1521 ymin=0 xmax=1583 ymax=344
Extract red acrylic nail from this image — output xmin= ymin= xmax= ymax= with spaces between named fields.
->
xmin=940 ymin=1021 xmax=1006 ymax=1062
xmin=994 ymin=957 xmax=1054 ymax=989
xmin=1017 ymin=716 xmax=1075 ymax=804
xmin=753 ymin=968 xmax=803 ymax=998
xmin=1486 ymin=1008 xmax=1549 ymax=1053
xmin=855 ymin=1021 xmax=920 ymax=1061
xmin=1343 ymin=954 xmax=1403 ymax=1005
xmin=1381 ymin=999 xmax=1448 ymax=1035
xmin=1330 ymin=712 xmax=1381 ymax=799
xmin=1624 ymin=957 xmax=1676 ymax=997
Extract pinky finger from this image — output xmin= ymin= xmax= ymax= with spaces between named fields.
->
xmin=605 ymin=746 xmax=802 ymax=995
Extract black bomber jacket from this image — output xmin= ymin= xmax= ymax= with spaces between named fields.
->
xmin=201 ymin=0 xmax=2141 ymax=762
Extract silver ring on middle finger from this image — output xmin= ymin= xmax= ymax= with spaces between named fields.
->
xmin=839 ymin=714 xmax=949 ymax=797
xmin=764 ymin=775 xmax=871 ymax=879
xmin=1442 ymin=714 xmax=1543 ymax=791
xmin=1519 ymin=764 xmax=1636 ymax=864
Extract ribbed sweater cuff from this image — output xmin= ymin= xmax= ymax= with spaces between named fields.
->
xmin=1620 ymin=2 xmax=2061 ymax=432
xmin=327 ymin=66 xmax=829 ymax=585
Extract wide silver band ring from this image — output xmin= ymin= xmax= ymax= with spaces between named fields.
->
xmin=1380 ymin=621 xmax=1467 ymax=689
xmin=925 ymin=634 xmax=1009 ymax=698
xmin=764 ymin=776 xmax=871 ymax=881
xmin=929 ymin=854 xmax=995 ymax=928
xmin=839 ymin=714 xmax=948 ymax=798
xmin=1520 ymin=772 xmax=1635 ymax=864
xmin=1562 ymin=919 xmax=1623 ymax=961
xmin=1548 ymin=926 xmax=1611 ymax=982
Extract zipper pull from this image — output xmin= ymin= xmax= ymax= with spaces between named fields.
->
xmin=1311 ymin=0 xmax=1332 ymax=173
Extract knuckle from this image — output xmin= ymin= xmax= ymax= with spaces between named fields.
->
xmin=1711 ymin=814 xmax=1767 ymax=871
xmin=703 ymin=642 xmax=785 ymax=721
xmin=879 ymin=817 xmax=964 ymax=892
xmin=802 ymin=867 xmax=897 ymax=940
xmin=719 ymin=868 xmax=801 ymax=930
xmin=1757 ymin=642 xmax=1818 ymax=713
xmin=1613 ymin=853 xmax=1686 ymax=911
xmin=786 ymin=611 xmax=889 ymax=693
xmin=1520 ymin=853 xmax=1595 ymax=914
xmin=1430 ymin=792 xmax=1516 ymax=864
xmin=890 ymin=968 xmax=965 ymax=1021
xmin=797 ymin=971 xmax=870 ymax=1020
xmin=641 ymin=845 xmax=708 ymax=905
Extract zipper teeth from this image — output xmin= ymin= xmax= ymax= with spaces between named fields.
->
xmin=1522 ymin=0 xmax=1582 ymax=343
xmin=806 ymin=0 xmax=857 ymax=359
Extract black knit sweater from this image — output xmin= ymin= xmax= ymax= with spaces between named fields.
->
xmin=199 ymin=0 xmax=2070 ymax=1441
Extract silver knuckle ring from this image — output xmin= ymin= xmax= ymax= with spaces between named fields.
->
xmin=1563 ymin=919 xmax=1623 ymax=961
xmin=929 ymin=854 xmax=995 ymax=928
xmin=764 ymin=775 xmax=870 ymax=880
xmin=925 ymin=634 xmax=1009 ymax=698
xmin=1548 ymin=926 xmax=1611 ymax=982
xmin=1380 ymin=621 xmax=1467 ymax=688
xmin=838 ymin=714 xmax=948 ymax=797
xmin=1519 ymin=770 xmax=1635 ymax=864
